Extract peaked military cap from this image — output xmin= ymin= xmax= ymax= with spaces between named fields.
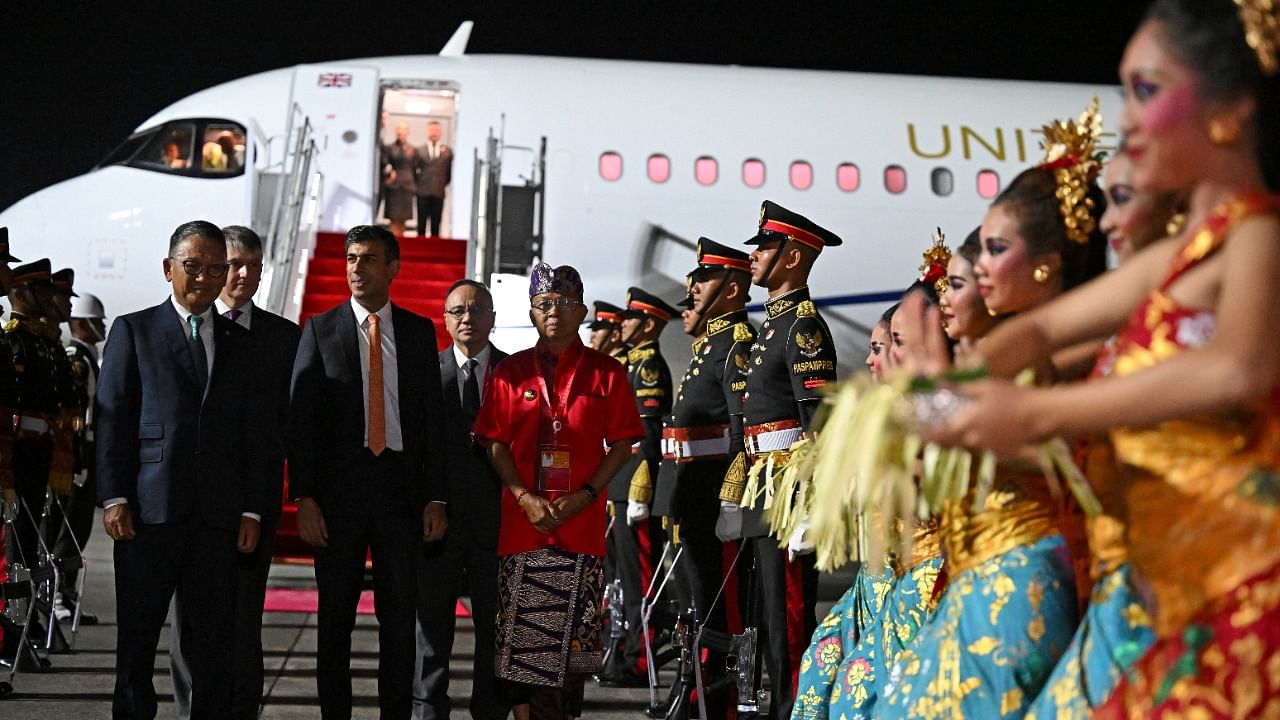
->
xmin=52 ymin=268 xmax=78 ymax=297
xmin=746 ymin=200 xmax=843 ymax=252
xmin=12 ymin=258 xmax=52 ymax=287
xmin=589 ymin=300 xmax=623 ymax=330
xmin=689 ymin=237 xmax=751 ymax=277
xmin=622 ymin=287 xmax=679 ymax=322
xmin=676 ymin=293 xmax=695 ymax=309
xmin=0 ymin=227 xmax=20 ymax=263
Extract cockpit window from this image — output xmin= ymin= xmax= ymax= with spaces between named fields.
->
xmin=139 ymin=123 xmax=196 ymax=170
xmin=201 ymin=124 xmax=246 ymax=174
xmin=100 ymin=118 xmax=247 ymax=178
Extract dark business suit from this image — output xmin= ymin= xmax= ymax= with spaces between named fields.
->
xmin=414 ymin=344 xmax=507 ymax=720
xmin=95 ymin=299 xmax=265 ymax=720
xmin=171 ymin=303 xmax=300 ymax=720
xmin=289 ymin=300 xmax=446 ymax=719
xmin=414 ymin=142 xmax=452 ymax=237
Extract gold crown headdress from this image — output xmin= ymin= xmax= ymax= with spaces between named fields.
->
xmin=1038 ymin=97 xmax=1104 ymax=245
xmin=1236 ymin=0 xmax=1280 ymax=76
xmin=918 ymin=227 xmax=951 ymax=297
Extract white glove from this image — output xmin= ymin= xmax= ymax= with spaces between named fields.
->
xmin=626 ymin=500 xmax=650 ymax=525
xmin=787 ymin=522 xmax=815 ymax=561
xmin=715 ymin=501 xmax=743 ymax=542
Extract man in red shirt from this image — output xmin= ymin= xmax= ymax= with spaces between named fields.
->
xmin=472 ymin=263 xmax=643 ymax=720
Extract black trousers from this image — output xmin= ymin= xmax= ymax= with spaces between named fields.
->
xmin=171 ymin=515 xmax=278 ymax=720
xmin=53 ymin=467 xmax=96 ymax=589
xmin=412 ymin=526 xmax=505 ymax=720
xmin=416 ymin=195 xmax=444 ymax=237
xmin=112 ymin=518 xmax=237 ymax=720
xmin=751 ymin=539 xmax=818 ymax=720
xmin=314 ymin=451 xmax=419 ymax=720
xmin=607 ymin=500 xmax=648 ymax=671
xmin=8 ymin=438 xmax=53 ymax=570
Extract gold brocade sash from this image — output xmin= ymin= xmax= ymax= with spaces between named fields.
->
xmin=1112 ymin=409 xmax=1280 ymax=636
xmin=1085 ymin=515 xmax=1128 ymax=580
xmin=895 ymin=519 xmax=942 ymax=576
xmin=942 ymin=476 xmax=1060 ymax=577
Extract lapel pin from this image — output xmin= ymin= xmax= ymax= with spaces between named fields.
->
xmin=523 ymin=389 xmax=537 ymax=401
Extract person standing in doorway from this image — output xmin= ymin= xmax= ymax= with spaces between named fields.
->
xmin=415 ymin=121 xmax=453 ymax=238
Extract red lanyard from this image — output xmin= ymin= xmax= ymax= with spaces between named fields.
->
xmin=535 ymin=352 xmax=578 ymax=441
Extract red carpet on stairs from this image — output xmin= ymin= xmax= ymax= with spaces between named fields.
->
xmin=300 ymin=232 xmax=467 ymax=349
xmin=263 ymin=588 xmax=472 ymax=618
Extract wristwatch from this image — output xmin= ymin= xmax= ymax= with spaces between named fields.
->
xmin=579 ymin=484 xmax=598 ymax=502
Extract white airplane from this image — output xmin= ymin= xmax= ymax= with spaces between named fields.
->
xmin=0 ymin=21 xmax=1119 ymax=366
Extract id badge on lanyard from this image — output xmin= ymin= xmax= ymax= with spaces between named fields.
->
xmin=536 ymin=359 xmax=577 ymax=494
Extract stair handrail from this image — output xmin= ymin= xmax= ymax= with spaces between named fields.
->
xmin=262 ymin=109 xmax=318 ymax=319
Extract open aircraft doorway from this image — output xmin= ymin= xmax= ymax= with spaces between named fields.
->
xmin=377 ymin=82 xmax=459 ymax=238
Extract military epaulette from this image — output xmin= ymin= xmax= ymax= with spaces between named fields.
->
xmin=628 ymin=346 xmax=656 ymax=365
xmin=733 ymin=323 xmax=754 ymax=343
xmin=796 ymin=300 xmax=817 ymax=318
xmin=2 ymin=319 xmax=17 ymax=332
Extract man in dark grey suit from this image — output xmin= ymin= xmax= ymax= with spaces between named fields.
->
xmin=170 ymin=225 xmax=301 ymax=720
xmin=414 ymin=120 xmax=452 ymax=238
xmin=414 ymin=278 xmax=508 ymax=720
xmin=96 ymin=220 xmax=266 ymax=719
xmin=290 ymin=225 xmax=450 ymax=719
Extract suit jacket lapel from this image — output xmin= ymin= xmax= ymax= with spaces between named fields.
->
xmin=440 ymin=349 xmax=461 ymax=415
xmin=159 ymin=300 xmax=200 ymax=393
xmin=339 ymin=302 xmax=360 ymax=386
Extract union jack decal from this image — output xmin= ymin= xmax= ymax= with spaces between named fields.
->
xmin=317 ymin=73 xmax=352 ymax=87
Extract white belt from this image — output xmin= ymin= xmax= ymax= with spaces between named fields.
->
xmin=745 ymin=427 xmax=802 ymax=455
xmin=663 ymin=434 xmax=730 ymax=460
xmin=18 ymin=416 xmax=49 ymax=434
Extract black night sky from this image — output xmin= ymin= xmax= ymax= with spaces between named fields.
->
xmin=1 ymin=1 xmax=1150 ymax=212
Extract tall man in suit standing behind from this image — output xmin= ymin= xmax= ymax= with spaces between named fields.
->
xmin=96 ymin=221 xmax=266 ymax=719
xmin=414 ymin=278 xmax=508 ymax=720
xmin=290 ymin=224 xmax=450 ymax=719
xmin=414 ymin=120 xmax=452 ymax=238
xmin=170 ymin=225 xmax=301 ymax=720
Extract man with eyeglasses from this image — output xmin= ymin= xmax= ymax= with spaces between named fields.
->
xmin=169 ymin=225 xmax=301 ymax=720
xmin=472 ymin=263 xmax=642 ymax=720
xmin=96 ymin=220 xmax=267 ymax=718
xmin=412 ymin=278 xmax=508 ymax=720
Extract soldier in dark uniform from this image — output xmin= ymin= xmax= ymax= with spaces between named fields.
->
xmin=4 ymin=260 xmax=62 ymax=593
xmin=39 ymin=270 xmax=83 ymax=562
xmin=0 ymin=230 xmax=23 ymax=661
xmin=662 ymin=239 xmax=756 ymax=718
xmin=53 ymin=292 xmax=105 ymax=624
xmin=719 ymin=201 xmax=839 ymax=720
xmin=597 ymin=288 xmax=677 ymax=687
xmin=588 ymin=301 xmax=626 ymax=362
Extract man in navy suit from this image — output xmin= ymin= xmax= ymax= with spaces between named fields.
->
xmin=170 ymin=225 xmax=301 ymax=720
xmin=414 ymin=279 xmax=508 ymax=720
xmin=96 ymin=220 xmax=267 ymax=719
xmin=289 ymin=224 xmax=450 ymax=719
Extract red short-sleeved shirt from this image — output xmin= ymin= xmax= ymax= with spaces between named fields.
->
xmin=473 ymin=339 xmax=643 ymax=557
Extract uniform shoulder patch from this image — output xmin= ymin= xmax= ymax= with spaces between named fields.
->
xmin=3 ymin=319 xmax=18 ymax=332
xmin=796 ymin=300 xmax=817 ymax=318
xmin=627 ymin=346 xmax=656 ymax=365
xmin=733 ymin=322 xmax=754 ymax=343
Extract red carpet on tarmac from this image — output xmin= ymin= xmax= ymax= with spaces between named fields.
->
xmin=263 ymin=588 xmax=472 ymax=617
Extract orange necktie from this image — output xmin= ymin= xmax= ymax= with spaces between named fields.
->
xmin=367 ymin=313 xmax=386 ymax=455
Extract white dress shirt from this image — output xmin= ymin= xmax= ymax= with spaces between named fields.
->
xmin=350 ymin=297 xmax=403 ymax=452
xmin=214 ymin=297 xmax=253 ymax=331
xmin=452 ymin=343 xmax=490 ymax=406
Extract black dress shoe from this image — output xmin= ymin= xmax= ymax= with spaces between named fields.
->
xmin=595 ymin=670 xmax=648 ymax=688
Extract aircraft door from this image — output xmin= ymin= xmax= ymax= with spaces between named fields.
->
xmin=289 ymin=64 xmax=380 ymax=231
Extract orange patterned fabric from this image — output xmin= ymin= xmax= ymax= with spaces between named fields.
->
xmin=1094 ymin=192 xmax=1280 ymax=716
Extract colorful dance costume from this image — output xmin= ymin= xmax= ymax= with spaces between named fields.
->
xmin=1095 ymin=193 xmax=1280 ymax=718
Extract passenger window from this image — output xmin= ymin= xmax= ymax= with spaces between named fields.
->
xmin=836 ymin=163 xmax=860 ymax=192
xmin=789 ymin=161 xmax=813 ymax=190
xmin=742 ymin=159 xmax=766 ymax=188
xmin=885 ymin=165 xmax=907 ymax=194
xmin=139 ymin=123 xmax=196 ymax=171
xmin=930 ymin=167 xmax=954 ymax=196
xmin=977 ymin=169 xmax=1001 ymax=199
xmin=202 ymin=124 xmax=247 ymax=174
xmin=599 ymin=152 xmax=623 ymax=181
xmin=695 ymin=156 xmax=718 ymax=186
xmin=647 ymin=154 xmax=670 ymax=183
